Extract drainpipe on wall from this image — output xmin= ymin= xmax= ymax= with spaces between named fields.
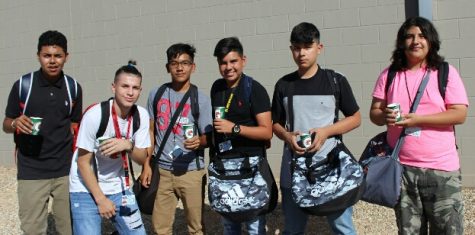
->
xmin=405 ymin=0 xmax=432 ymax=20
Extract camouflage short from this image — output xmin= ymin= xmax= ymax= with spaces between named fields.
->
xmin=395 ymin=165 xmax=464 ymax=235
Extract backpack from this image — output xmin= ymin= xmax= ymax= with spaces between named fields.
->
xmin=386 ymin=61 xmax=449 ymax=98
xmin=288 ymin=69 xmax=365 ymax=216
xmin=19 ymin=72 xmax=78 ymax=115
xmin=207 ymin=74 xmax=278 ymax=222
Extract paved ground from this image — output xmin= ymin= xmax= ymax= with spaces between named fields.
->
xmin=1 ymin=166 xmax=474 ymax=234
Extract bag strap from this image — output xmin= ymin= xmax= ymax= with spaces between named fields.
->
xmin=391 ymin=71 xmax=431 ymax=160
xmin=157 ymin=88 xmax=192 ymax=159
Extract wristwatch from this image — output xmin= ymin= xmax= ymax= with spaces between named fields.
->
xmin=232 ymin=124 xmax=241 ymax=136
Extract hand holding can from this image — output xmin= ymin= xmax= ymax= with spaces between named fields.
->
xmin=387 ymin=103 xmax=403 ymax=122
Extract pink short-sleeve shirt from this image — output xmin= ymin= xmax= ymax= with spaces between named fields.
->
xmin=372 ymin=64 xmax=468 ymax=171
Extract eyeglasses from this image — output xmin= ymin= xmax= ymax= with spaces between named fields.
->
xmin=168 ymin=60 xmax=193 ymax=68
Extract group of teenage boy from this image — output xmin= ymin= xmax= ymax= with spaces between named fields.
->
xmin=3 ymin=17 xmax=468 ymax=235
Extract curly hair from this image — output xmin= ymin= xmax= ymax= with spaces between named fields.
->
xmin=390 ymin=17 xmax=444 ymax=70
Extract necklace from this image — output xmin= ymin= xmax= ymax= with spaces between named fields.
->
xmin=404 ymin=69 xmax=427 ymax=107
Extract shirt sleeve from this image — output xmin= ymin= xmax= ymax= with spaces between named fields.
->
xmin=337 ymin=73 xmax=360 ymax=117
xmin=445 ymin=64 xmax=469 ymax=106
xmin=250 ymin=80 xmax=271 ymax=115
xmin=197 ymin=92 xmax=213 ymax=134
xmin=76 ymin=106 xmax=101 ymax=153
xmin=133 ymin=107 xmax=151 ymax=149
xmin=147 ymin=87 xmax=159 ymax=120
xmin=271 ymin=79 xmax=286 ymax=126
xmin=372 ymin=67 xmax=390 ymax=100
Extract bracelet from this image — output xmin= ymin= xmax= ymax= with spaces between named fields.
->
xmin=128 ymin=139 xmax=135 ymax=153
xmin=11 ymin=119 xmax=16 ymax=129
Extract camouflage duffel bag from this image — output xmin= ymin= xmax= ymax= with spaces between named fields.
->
xmin=291 ymin=141 xmax=365 ymax=216
xmin=208 ymin=153 xmax=278 ymax=222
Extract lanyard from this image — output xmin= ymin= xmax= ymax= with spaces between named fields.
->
xmin=225 ymin=92 xmax=234 ymax=113
xmin=111 ymin=101 xmax=133 ymax=188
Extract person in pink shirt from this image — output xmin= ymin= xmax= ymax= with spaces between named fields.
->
xmin=370 ymin=17 xmax=468 ymax=234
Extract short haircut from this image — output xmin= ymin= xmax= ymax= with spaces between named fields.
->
xmin=213 ymin=37 xmax=243 ymax=61
xmin=166 ymin=43 xmax=196 ymax=62
xmin=391 ymin=16 xmax=444 ymax=70
xmin=37 ymin=30 xmax=68 ymax=54
xmin=114 ymin=60 xmax=142 ymax=83
xmin=290 ymin=22 xmax=320 ymax=44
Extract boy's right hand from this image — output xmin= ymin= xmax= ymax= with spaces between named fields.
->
xmin=139 ymin=164 xmax=152 ymax=188
xmin=96 ymin=197 xmax=116 ymax=219
xmin=284 ymin=131 xmax=306 ymax=155
xmin=14 ymin=115 xmax=33 ymax=134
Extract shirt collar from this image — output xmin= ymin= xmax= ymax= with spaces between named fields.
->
xmin=37 ymin=68 xmax=64 ymax=88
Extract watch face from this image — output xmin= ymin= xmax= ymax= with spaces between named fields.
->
xmin=233 ymin=125 xmax=240 ymax=134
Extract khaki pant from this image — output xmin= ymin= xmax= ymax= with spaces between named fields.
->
xmin=152 ymin=169 xmax=206 ymax=235
xmin=18 ymin=176 xmax=72 ymax=235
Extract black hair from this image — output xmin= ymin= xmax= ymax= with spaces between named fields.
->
xmin=213 ymin=37 xmax=244 ymax=61
xmin=290 ymin=22 xmax=320 ymax=44
xmin=37 ymin=30 xmax=68 ymax=54
xmin=166 ymin=43 xmax=196 ymax=62
xmin=391 ymin=17 xmax=444 ymax=70
xmin=114 ymin=60 xmax=142 ymax=82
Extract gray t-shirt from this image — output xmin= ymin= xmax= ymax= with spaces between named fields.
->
xmin=272 ymin=69 xmax=360 ymax=188
xmin=147 ymin=86 xmax=213 ymax=171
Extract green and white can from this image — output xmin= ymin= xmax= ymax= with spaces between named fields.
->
xmin=214 ymin=106 xmax=226 ymax=119
xmin=300 ymin=132 xmax=312 ymax=148
xmin=183 ymin=124 xmax=195 ymax=139
xmin=97 ymin=136 xmax=112 ymax=145
xmin=30 ymin=117 xmax=42 ymax=135
xmin=387 ymin=103 xmax=402 ymax=122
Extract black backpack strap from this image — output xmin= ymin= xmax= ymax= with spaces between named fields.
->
xmin=242 ymin=74 xmax=253 ymax=104
xmin=385 ymin=65 xmax=398 ymax=95
xmin=438 ymin=62 xmax=449 ymax=99
xmin=96 ymin=99 xmax=112 ymax=139
xmin=64 ymin=75 xmax=78 ymax=115
xmin=188 ymin=84 xmax=204 ymax=169
xmin=287 ymin=79 xmax=296 ymax=132
xmin=19 ymin=72 xmax=34 ymax=114
xmin=132 ymin=105 xmax=140 ymax=134
xmin=325 ymin=69 xmax=342 ymax=140
xmin=189 ymin=84 xmax=200 ymax=135
xmin=157 ymin=89 xmax=192 ymax=158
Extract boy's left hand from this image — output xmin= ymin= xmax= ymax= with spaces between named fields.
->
xmin=99 ymin=138 xmax=132 ymax=158
xmin=213 ymin=118 xmax=234 ymax=135
xmin=184 ymin=135 xmax=201 ymax=150
xmin=307 ymin=127 xmax=330 ymax=153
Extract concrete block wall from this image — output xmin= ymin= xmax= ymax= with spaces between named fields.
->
xmin=0 ymin=0 xmax=473 ymax=186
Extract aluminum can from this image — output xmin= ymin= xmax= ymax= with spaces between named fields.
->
xmin=300 ymin=133 xmax=312 ymax=148
xmin=97 ymin=136 xmax=112 ymax=145
xmin=183 ymin=124 xmax=195 ymax=139
xmin=214 ymin=106 xmax=226 ymax=119
xmin=30 ymin=117 xmax=43 ymax=135
xmin=387 ymin=103 xmax=402 ymax=122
